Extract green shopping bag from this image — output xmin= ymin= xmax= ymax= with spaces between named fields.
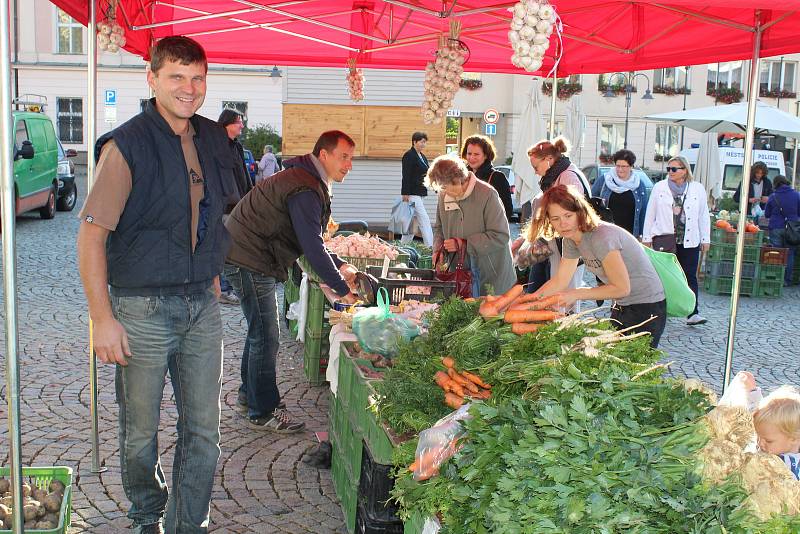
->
xmin=641 ymin=245 xmax=696 ymax=318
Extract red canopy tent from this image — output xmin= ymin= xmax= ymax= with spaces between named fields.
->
xmin=50 ymin=1 xmax=799 ymax=74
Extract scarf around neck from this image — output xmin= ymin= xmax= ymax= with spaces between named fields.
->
xmin=668 ymin=179 xmax=688 ymax=197
xmin=539 ymin=156 xmax=572 ymax=191
xmin=604 ymin=168 xmax=641 ymax=194
xmin=444 ymin=173 xmax=477 ymax=206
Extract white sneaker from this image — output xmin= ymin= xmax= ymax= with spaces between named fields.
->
xmin=686 ymin=314 xmax=707 ymax=326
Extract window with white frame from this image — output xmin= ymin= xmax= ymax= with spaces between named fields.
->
xmin=599 ymin=123 xmax=624 ymax=160
xmin=760 ymin=61 xmax=797 ymax=95
xmin=545 ymin=119 xmax=565 ymax=138
xmin=654 ymin=125 xmax=680 ymax=160
xmin=707 ymin=61 xmax=744 ymax=91
xmin=654 ymin=67 xmax=689 ymax=92
xmin=56 ymin=98 xmax=83 ymax=143
xmin=56 ymin=9 xmax=83 ymax=54
xmin=222 ymin=101 xmax=248 ymax=128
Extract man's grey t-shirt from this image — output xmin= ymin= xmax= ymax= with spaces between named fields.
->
xmin=562 ymin=222 xmax=665 ymax=306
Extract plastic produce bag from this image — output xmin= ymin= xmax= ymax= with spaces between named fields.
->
xmin=641 ymin=245 xmax=696 ymax=317
xmin=352 ymin=288 xmax=420 ymax=357
xmin=719 ymin=371 xmax=763 ymax=412
xmin=388 ymin=198 xmax=414 ymax=235
xmin=412 ymin=403 xmax=472 ymax=481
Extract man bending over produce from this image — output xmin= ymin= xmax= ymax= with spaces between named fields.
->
xmin=224 ymin=130 xmax=360 ymax=433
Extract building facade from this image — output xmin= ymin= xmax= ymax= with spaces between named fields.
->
xmin=16 ymin=2 xmax=800 ymax=223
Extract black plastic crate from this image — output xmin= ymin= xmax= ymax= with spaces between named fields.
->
xmin=357 ymin=442 xmax=402 ymax=525
xmin=356 ymin=503 xmax=403 ymax=534
xmin=365 ymin=266 xmax=456 ymax=304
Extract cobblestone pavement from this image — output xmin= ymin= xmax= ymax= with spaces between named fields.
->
xmin=0 ymin=178 xmax=796 ymax=533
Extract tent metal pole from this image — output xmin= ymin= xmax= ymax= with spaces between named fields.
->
xmin=88 ymin=0 xmax=107 ymax=475
xmin=722 ymin=11 xmax=762 ymax=394
xmin=0 ymin=0 xmax=25 ymax=528
xmin=549 ymin=73 xmax=557 ymax=139
xmin=794 ymin=101 xmax=800 ymax=189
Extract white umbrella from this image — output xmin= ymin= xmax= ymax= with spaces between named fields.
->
xmin=694 ymin=132 xmax=723 ymax=201
xmin=564 ymin=95 xmax=585 ymax=165
xmin=645 ymin=100 xmax=800 ymax=139
xmin=511 ymin=78 xmax=547 ymax=210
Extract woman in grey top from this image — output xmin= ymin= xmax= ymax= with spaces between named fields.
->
xmin=429 ymin=155 xmax=516 ymax=296
xmin=530 ymin=185 xmax=667 ymax=347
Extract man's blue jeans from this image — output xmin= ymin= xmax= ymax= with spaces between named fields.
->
xmin=223 ymin=264 xmax=281 ymax=418
xmin=112 ymin=290 xmax=223 ymax=533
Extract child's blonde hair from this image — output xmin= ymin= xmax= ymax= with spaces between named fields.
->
xmin=753 ymin=386 xmax=800 ymax=440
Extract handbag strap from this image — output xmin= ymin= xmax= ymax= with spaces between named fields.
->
xmin=434 ymin=241 xmax=467 ymax=269
xmin=773 ymin=193 xmax=787 ymax=217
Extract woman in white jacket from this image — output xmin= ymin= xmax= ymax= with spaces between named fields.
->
xmin=643 ymin=155 xmax=711 ymax=326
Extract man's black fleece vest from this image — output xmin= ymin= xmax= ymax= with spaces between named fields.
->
xmin=95 ymin=99 xmax=237 ymax=296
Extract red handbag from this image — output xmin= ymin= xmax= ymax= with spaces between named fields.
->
xmin=433 ymin=243 xmax=473 ymax=299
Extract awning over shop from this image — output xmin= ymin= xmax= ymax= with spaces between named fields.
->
xmin=50 ymin=1 xmax=799 ymax=75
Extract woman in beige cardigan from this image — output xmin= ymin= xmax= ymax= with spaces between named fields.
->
xmin=429 ymin=155 xmax=516 ymax=296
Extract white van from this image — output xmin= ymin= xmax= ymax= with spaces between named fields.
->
xmin=680 ymin=147 xmax=785 ymax=195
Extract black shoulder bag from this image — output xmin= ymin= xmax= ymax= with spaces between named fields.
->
xmin=773 ymin=194 xmax=800 ymax=246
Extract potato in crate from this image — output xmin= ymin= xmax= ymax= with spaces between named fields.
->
xmin=0 ymin=466 xmax=72 ymax=533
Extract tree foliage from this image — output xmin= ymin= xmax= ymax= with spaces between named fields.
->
xmin=240 ymin=123 xmax=282 ymax=156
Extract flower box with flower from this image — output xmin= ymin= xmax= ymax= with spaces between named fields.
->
xmin=541 ymin=81 xmax=582 ymax=100
xmin=459 ymin=78 xmax=483 ymax=91
xmin=706 ymin=83 xmax=743 ymax=103
xmin=653 ymin=85 xmax=691 ymax=96
xmin=759 ymin=88 xmax=797 ymax=99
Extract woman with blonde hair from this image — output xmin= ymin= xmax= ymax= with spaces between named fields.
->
xmin=428 ymin=155 xmax=516 ymax=296
xmin=529 ymin=184 xmax=667 ymax=347
xmin=642 ymin=155 xmax=711 ymax=326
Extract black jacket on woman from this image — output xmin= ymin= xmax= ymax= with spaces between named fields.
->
xmin=475 ymin=159 xmax=513 ymax=221
xmin=401 ymin=147 xmax=428 ymax=197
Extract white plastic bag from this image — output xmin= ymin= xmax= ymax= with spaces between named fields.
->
xmin=389 ymin=198 xmax=414 ymax=235
xmin=296 ymin=273 xmax=309 ymax=343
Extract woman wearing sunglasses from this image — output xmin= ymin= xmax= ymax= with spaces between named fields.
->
xmin=642 ymin=155 xmax=711 ymax=326
xmin=529 ymin=184 xmax=667 ymax=347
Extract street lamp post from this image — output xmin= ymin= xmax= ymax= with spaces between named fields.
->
xmin=603 ymin=72 xmax=654 ymax=149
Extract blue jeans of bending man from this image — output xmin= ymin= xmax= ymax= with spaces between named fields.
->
xmin=223 ymin=264 xmax=281 ymax=418
xmin=112 ymin=290 xmax=223 ymax=533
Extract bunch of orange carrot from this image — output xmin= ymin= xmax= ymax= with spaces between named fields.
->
xmin=476 ymin=284 xmax=563 ymax=335
xmin=434 ymin=356 xmax=491 ymax=409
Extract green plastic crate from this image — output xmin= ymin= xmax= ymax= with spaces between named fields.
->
xmin=703 ymin=275 xmax=755 ymax=296
xmin=305 ymin=284 xmax=332 ymax=338
xmin=416 ymin=255 xmax=433 ymax=269
xmin=705 ymin=260 xmax=757 ymax=279
xmin=0 ymin=466 xmax=72 ymax=534
xmin=758 ymin=263 xmax=786 ymax=282
xmin=755 ymin=279 xmax=784 ymax=298
xmin=330 ymin=435 xmax=358 ymax=534
xmin=336 ymin=347 xmax=354 ymax=410
xmin=303 ymin=332 xmax=329 ymax=386
xmin=711 ymin=227 xmax=764 ymax=246
xmin=706 ymin=243 xmax=760 ymax=263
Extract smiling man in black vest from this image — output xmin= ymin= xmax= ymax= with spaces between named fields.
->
xmin=77 ymin=36 xmax=237 ymax=534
